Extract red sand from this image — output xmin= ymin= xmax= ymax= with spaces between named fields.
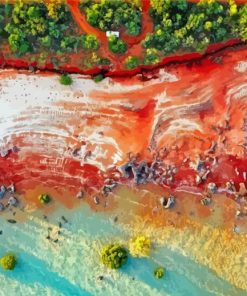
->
xmin=0 ymin=45 xmax=246 ymax=212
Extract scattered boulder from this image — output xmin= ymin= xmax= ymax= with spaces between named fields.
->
xmin=201 ymin=197 xmax=211 ymax=206
xmin=7 ymin=184 xmax=15 ymax=193
xmin=0 ymin=203 xmax=4 ymax=211
xmin=207 ymin=182 xmax=217 ymax=193
xmin=226 ymin=181 xmax=236 ymax=192
xmin=0 ymin=186 xmax=6 ymax=199
xmin=0 ymin=149 xmax=9 ymax=158
xmin=7 ymin=219 xmax=16 ymax=224
xmin=94 ymin=196 xmax=100 ymax=205
xmin=76 ymin=190 xmax=84 ymax=199
xmin=8 ymin=196 xmax=18 ymax=207
xmin=196 ymin=175 xmax=203 ymax=185
xmin=195 ymin=159 xmax=205 ymax=172
xmin=160 ymin=195 xmax=175 ymax=209
xmin=236 ymin=210 xmax=243 ymax=217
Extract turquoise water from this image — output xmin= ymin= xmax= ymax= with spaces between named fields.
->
xmin=0 ymin=205 xmax=245 ymax=296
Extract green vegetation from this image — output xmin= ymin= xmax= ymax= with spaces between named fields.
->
xmin=93 ymin=74 xmax=104 ymax=83
xmin=108 ymin=35 xmax=127 ymax=54
xmin=129 ymin=236 xmax=151 ymax=257
xmin=234 ymin=5 xmax=247 ymax=41
xmin=2 ymin=1 xmax=100 ymax=57
xmin=38 ymin=193 xmax=51 ymax=204
xmin=0 ymin=1 xmax=246 ymax=71
xmin=4 ymin=1 xmax=77 ymax=56
xmin=0 ymin=4 xmax=12 ymax=38
xmin=83 ymin=52 xmax=110 ymax=69
xmin=144 ymin=48 xmax=160 ymax=65
xmin=124 ymin=56 xmax=140 ymax=70
xmin=144 ymin=0 xmax=246 ymax=55
xmin=81 ymin=0 xmax=141 ymax=36
xmin=80 ymin=34 xmax=99 ymax=50
xmin=101 ymin=244 xmax=128 ymax=269
xmin=0 ymin=253 xmax=17 ymax=270
xmin=59 ymin=74 xmax=73 ymax=86
xmin=154 ymin=267 xmax=165 ymax=279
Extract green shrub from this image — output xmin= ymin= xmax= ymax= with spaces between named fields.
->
xmin=108 ymin=36 xmax=127 ymax=54
xmin=59 ymin=74 xmax=73 ymax=85
xmin=124 ymin=56 xmax=140 ymax=70
xmin=38 ymin=193 xmax=51 ymax=204
xmin=80 ymin=34 xmax=99 ymax=50
xmin=93 ymin=74 xmax=104 ymax=83
xmin=154 ymin=267 xmax=165 ymax=279
xmin=144 ymin=48 xmax=160 ymax=65
xmin=101 ymin=244 xmax=128 ymax=269
xmin=0 ymin=253 xmax=17 ymax=270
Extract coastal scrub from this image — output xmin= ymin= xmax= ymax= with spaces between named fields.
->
xmin=129 ymin=235 xmax=151 ymax=257
xmin=101 ymin=244 xmax=128 ymax=269
xmin=59 ymin=74 xmax=73 ymax=85
xmin=38 ymin=193 xmax=51 ymax=204
xmin=0 ymin=253 xmax=17 ymax=270
xmin=154 ymin=267 xmax=165 ymax=279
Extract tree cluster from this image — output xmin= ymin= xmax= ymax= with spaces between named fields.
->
xmin=81 ymin=0 xmax=141 ymax=36
xmin=1 ymin=1 xmax=100 ymax=57
xmin=143 ymin=0 xmax=246 ymax=56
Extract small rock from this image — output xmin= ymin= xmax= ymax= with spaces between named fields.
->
xmin=98 ymin=276 xmax=104 ymax=281
xmin=0 ymin=203 xmax=4 ymax=211
xmin=226 ymin=181 xmax=236 ymax=192
xmin=94 ymin=196 xmax=100 ymax=205
xmin=201 ymin=197 xmax=211 ymax=206
xmin=0 ymin=186 xmax=6 ymax=199
xmin=12 ymin=146 xmax=19 ymax=153
xmin=236 ymin=210 xmax=243 ymax=217
xmin=207 ymin=182 xmax=217 ymax=193
xmin=160 ymin=195 xmax=175 ymax=209
xmin=7 ymin=219 xmax=16 ymax=224
xmin=76 ymin=190 xmax=84 ymax=199
xmin=233 ymin=225 xmax=241 ymax=234
xmin=196 ymin=175 xmax=202 ymax=185
xmin=8 ymin=184 xmax=15 ymax=193
xmin=61 ymin=216 xmax=68 ymax=223
xmin=8 ymin=196 xmax=18 ymax=206
xmin=195 ymin=159 xmax=205 ymax=172
xmin=0 ymin=150 xmax=9 ymax=158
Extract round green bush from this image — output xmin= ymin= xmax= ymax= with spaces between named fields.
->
xmin=38 ymin=193 xmax=51 ymax=204
xmin=154 ymin=267 xmax=165 ymax=279
xmin=108 ymin=36 xmax=127 ymax=54
xmin=101 ymin=244 xmax=128 ymax=269
xmin=0 ymin=253 xmax=17 ymax=270
xmin=93 ymin=74 xmax=104 ymax=83
xmin=59 ymin=74 xmax=73 ymax=85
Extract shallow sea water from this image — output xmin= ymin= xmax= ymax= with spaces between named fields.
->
xmin=0 ymin=204 xmax=245 ymax=296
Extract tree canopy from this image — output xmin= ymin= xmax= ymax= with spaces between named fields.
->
xmin=81 ymin=0 xmax=141 ymax=36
